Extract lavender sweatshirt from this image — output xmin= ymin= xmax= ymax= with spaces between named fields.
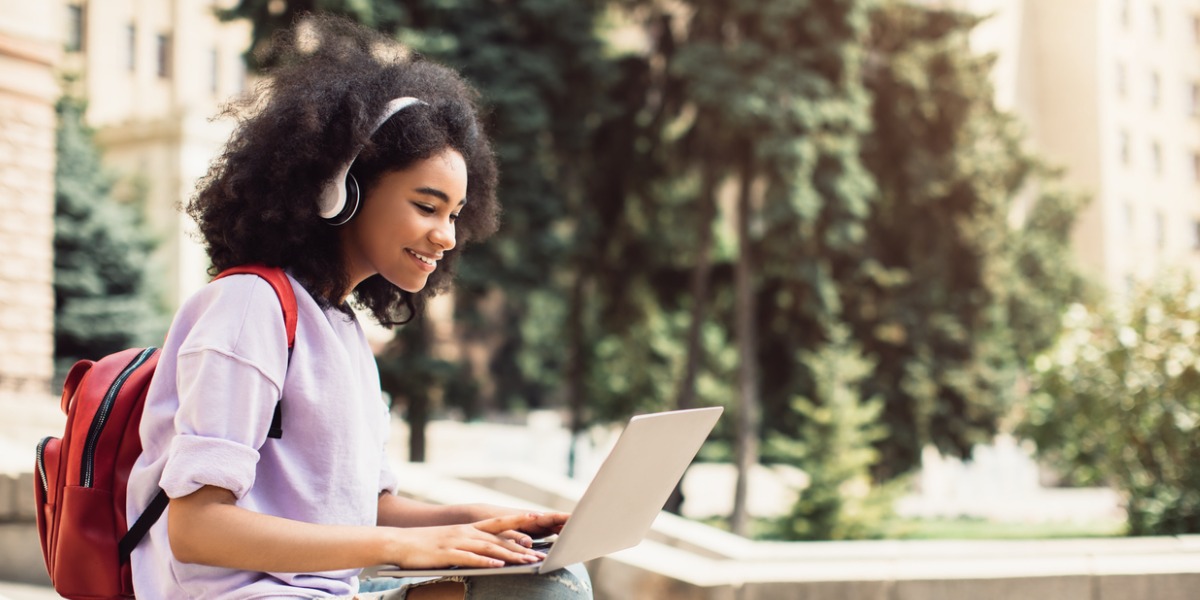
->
xmin=126 ymin=273 xmax=400 ymax=599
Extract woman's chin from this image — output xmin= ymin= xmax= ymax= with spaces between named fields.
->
xmin=388 ymin=275 xmax=429 ymax=294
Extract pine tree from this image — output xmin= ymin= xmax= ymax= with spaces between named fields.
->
xmin=53 ymin=94 xmax=165 ymax=373
xmin=771 ymin=324 xmax=898 ymax=540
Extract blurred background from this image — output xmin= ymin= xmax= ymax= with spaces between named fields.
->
xmin=4 ymin=0 xmax=1200 ymax=598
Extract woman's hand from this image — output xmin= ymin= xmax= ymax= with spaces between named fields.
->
xmin=382 ymin=513 xmax=549 ymax=569
xmin=463 ymin=504 xmax=566 ymax=542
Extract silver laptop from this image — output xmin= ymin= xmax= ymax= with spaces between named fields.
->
xmin=378 ymin=406 xmax=723 ymax=577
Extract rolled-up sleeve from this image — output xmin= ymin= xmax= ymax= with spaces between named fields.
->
xmin=160 ymin=347 xmax=283 ymax=500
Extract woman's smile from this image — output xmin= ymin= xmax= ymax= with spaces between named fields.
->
xmin=406 ymin=248 xmax=440 ymax=271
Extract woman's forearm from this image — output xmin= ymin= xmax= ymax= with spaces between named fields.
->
xmin=376 ymin=493 xmax=489 ymax=527
xmin=168 ymin=485 xmax=547 ymax=572
xmin=168 ymin=485 xmax=388 ymax=572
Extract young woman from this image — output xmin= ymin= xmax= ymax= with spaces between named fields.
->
xmin=126 ymin=16 xmax=592 ymax=600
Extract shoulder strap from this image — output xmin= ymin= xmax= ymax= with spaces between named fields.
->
xmin=213 ymin=264 xmax=298 ymax=349
xmin=214 ymin=265 xmax=295 ymax=439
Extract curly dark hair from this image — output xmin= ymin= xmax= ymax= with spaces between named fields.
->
xmin=187 ymin=15 xmax=499 ymax=326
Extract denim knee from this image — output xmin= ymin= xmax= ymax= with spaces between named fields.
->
xmin=463 ymin=563 xmax=591 ymax=600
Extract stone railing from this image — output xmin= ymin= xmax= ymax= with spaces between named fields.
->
xmin=413 ymin=463 xmax=1200 ymax=600
xmin=0 ymin=471 xmax=48 ymax=586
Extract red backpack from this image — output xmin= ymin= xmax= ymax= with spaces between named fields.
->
xmin=33 ymin=265 xmax=297 ymax=599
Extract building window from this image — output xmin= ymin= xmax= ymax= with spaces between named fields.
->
xmin=210 ymin=48 xmax=220 ymax=94
xmin=66 ymin=4 xmax=85 ymax=52
xmin=1152 ymin=4 xmax=1163 ymax=38
xmin=1152 ymin=141 xmax=1163 ymax=175
xmin=1193 ymin=14 xmax=1200 ymax=43
xmin=1192 ymin=151 xmax=1200 ymax=182
xmin=1156 ymin=211 xmax=1166 ymax=249
xmin=1193 ymin=220 xmax=1200 ymax=250
xmin=1151 ymin=70 xmax=1161 ymax=108
xmin=1121 ymin=0 xmax=1131 ymax=29
xmin=126 ymin=24 xmax=136 ymax=72
xmin=156 ymin=33 xmax=172 ymax=79
xmin=1117 ymin=63 xmax=1127 ymax=97
xmin=1192 ymin=82 xmax=1200 ymax=115
xmin=1120 ymin=131 xmax=1132 ymax=166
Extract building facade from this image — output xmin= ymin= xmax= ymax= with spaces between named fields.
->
xmin=64 ymin=0 xmax=252 ymax=308
xmin=0 ymin=1 xmax=60 ymax=399
xmin=957 ymin=0 xmax=1200 ymax=294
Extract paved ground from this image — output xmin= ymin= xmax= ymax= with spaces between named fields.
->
xmin=0 ymin=580 xmax=57 ymax=600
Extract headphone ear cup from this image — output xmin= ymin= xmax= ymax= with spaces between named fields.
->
xmin=325 ymin=172 xmax=361 ymax=226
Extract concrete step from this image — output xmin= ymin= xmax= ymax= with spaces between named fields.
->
xmin=0 ymin=580 xmax=58 ymax=600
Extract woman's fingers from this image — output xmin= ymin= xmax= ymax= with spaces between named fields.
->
xmin=498 ymin=529 xmax=534 ymax=548
xmin=529 ymin=512 xmax=570 ymax=534
xmin=473 ymin=512 xmax=541 ymax=534
xmin=461 ymin=534 xmax=545 ymax=565
xmin=449 ymin=518 xmax=545 ymax=565
xmin=385 ymin=513 xmax=563 ymax=569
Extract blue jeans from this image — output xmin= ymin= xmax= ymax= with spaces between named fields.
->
xmin=347 ymin=563 xmax=592 ymax=599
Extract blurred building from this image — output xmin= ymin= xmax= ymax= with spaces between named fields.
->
xmin=63 ymin=0 xmax=252 ymax=308
xmin=0 ymin=2 xmax=59 ymax=399
xmin=952 ymin=0 xmax=1200 ymax=294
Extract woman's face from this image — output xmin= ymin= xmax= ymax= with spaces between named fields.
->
xmin=341 ymin=147 xmax=467 ymax=296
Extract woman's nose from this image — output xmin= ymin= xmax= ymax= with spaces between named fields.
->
xmin=430 ymin=221 xmax=456 ymax=250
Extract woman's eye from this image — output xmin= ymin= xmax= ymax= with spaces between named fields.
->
xmin=450 ymin=213 xmax=460 ymax=222
xmin=413 ymin=203 xmax=436 ymax=214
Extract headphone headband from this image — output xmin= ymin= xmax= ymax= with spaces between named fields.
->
xmin=319 ymin=96 xmax=427 ymax=222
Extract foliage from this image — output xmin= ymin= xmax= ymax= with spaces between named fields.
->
xmin=770 ymin=325 xmax=901 ymax=540
xmin=223 ymin=0 xmax=621 ymax=421
xmin=221 ymin=2 xmax=1090 ymax=540
xmin=376 ymin=316 xmax=466 ymax=461
xmin=846 ymin=2 xmax=1087 ymax=477
xmin=53 ymin=94 xmax=165 ymax=374
xmin=1022 ymin=273 xmax=1200 ymax=535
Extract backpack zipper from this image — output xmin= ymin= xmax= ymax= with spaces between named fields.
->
xmin=81 ymin=347 xmax=157 ymax=488
xmin=36 ymin=436 xmax=51 ymax=495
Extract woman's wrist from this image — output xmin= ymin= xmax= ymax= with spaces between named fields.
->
xmin=457 ymin=503 xmax=500 ymax=523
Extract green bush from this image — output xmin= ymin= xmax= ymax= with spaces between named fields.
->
xmin=1021 ymin=272 xmax=1200 ymax=535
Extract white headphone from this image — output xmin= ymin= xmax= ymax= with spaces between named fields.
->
xmin=319 ymin=96 xmax=427 ymax=225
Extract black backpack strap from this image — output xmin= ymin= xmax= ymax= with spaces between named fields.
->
xmin=267 ymin=400 xmax=283 ymax=439
xmin=119 ymin=487 xmax=169 ymax=564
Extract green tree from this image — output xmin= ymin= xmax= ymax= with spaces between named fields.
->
xmin=1022 ymin=273 xmax=1200 ymax=536
xmin=376 ymin=316 xmax=465 ymax=462
xmin=846 ymin=2 xmax=1088 ymax=477
xmin=221 ymin=1 xmax=635 ymax=468
xmin=659 ymin=0 xmax=876 ymax=534
xmin=53 ymin=94 xmax=165 ymax=374
xmin=771 ymin=324 xmax=899 ymax=540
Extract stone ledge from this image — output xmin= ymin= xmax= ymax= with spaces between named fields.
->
xmin=0 ymin=473 xmax=35 ymax=524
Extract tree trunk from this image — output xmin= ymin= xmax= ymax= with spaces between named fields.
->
xmin=674 ymin=168 xmax=719 ymax=413
xmin=730 ymin=159 xmax=760 ymax=537
xmin=664 ymin=167 xmax=719 ymax=515
xmin=407 ymin=319 xmax=434 ymax=463
xmin=565 ymin=270 xmax=588 ymax=478
xmin=408 ymin=392 xmax=428 ymax=463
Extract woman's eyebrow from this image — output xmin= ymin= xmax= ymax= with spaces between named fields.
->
xmin=415 ymin=186 xmax=466 ymax=207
